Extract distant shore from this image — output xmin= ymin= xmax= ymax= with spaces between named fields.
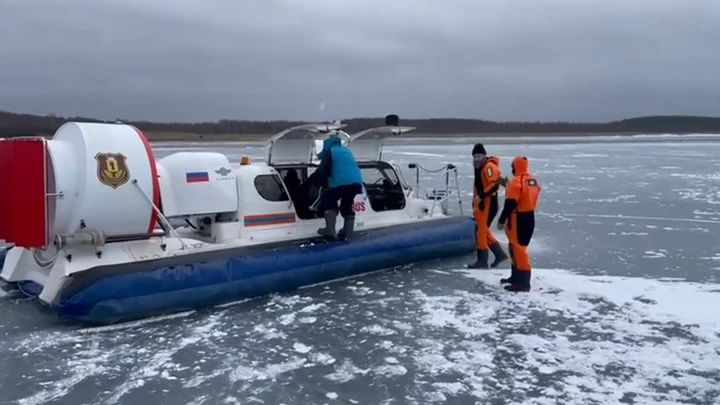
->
xmin=141 ymin=131 xmax=719 ymax=142
xmin=4 ymin=110 xmax=720 ymax=140
xmin=5 ymin=131 xmax=718 ymax=143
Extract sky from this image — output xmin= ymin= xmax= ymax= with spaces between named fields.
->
xmin=1 ymin=0 xmax=719 ymax=123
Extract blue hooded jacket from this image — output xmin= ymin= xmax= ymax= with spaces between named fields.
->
xmin=312 ymin=136 xmax=363 ymax=188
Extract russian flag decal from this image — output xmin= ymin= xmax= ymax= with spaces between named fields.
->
xmin=186 ymin=171 xmax=209 ymax=183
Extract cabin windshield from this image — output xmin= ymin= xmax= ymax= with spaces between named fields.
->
xmin=275 ymin=162 xmax=406 ymax=220
xmin=358 ymin=162 xmax=406 ymax=212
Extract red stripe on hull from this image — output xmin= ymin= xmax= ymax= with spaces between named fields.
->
xmin=132 ymin=126 xmax=160 ymax=233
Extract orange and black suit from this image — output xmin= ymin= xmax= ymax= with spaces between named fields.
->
xmin=497 ymin=156 xmax=541 ymax=292
xmin=469 ymin=152 xmax=508 ymax=268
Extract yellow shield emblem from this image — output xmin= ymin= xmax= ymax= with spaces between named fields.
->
xmin=95 ymin=153 xmax=130 ymax=189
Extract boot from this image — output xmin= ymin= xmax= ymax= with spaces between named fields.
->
xmin=489 ymin=242 xmax=509 ymax=268
xmin=504 ymin=269 xmax=531 ymax=292
xmin=317 ymin=210 xmax=338 ymax=240
xmin=337 ymin=215 xmax=355 ymax=240
xmin=500 ymin=266 xmax=517 ymax=284
xmin=467 ymin=249 xmax=489 ymax=269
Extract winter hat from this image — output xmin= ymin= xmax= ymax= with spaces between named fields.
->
xmin=471 ymin=143 xmax=486 ymax=155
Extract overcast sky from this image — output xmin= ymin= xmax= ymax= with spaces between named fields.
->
xmin=1 ymin=0 xmax=719 ymax=122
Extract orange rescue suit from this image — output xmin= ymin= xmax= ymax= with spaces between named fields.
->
xmin=473 ymin=156 xmax=501 ymax=250
xmin=498 ymin=156 xmax=541 ymax=275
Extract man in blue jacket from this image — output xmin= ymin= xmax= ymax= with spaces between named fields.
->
xmin=305 ymin=134 xmax=364 ymax=240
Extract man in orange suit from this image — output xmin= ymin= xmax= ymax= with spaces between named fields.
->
xmin=467 ymin=143 xmax=509 ymax=269
xmin=497 ymin=156 xmax=541 ymax=292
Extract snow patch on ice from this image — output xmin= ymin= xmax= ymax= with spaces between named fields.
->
xmin=293 ymin=342 xmax=312 ymax=354
xmin=675 ymin=188 xmax=720 ymax=205
xmin=587 ymin=194 xmax=636 ymax=203
xmin=700 ymin=254 xmax=720 ymax=261
xmin=694 ymin=210 xmax=720 ymax=216
xmin=298 ymin=316 xmax=317 ymax=324
xmin=643 ymin=249 xmax=667 ymax=258
xmin=229 ymin=357 xmax=307 ymax=383
xmin=670 ymin=172 xmax=720 ymax=180
xmin=325 ymin=360 xmax=370 ymax=383
xmin=360 ymin=324 xmax=397 ymax=336
xmin=405 ymin=268 xmax=720 ymax=404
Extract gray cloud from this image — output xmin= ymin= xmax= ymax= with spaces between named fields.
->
xmin=1 ymin=0 xmax=719 ymax=122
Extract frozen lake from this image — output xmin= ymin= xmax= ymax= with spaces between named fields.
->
xmin=1 ymin=137 xmax=719 ymax=405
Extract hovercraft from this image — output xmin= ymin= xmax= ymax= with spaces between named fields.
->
xmin=0 ymin=115 xmax=474 ymax=324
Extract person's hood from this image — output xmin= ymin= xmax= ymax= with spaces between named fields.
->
xmin=512 ymin=155 xmax=529 ymax=175
xmin=317 ymin=136 xmax=342 ymax=159
xmin=323 ymin=136 xmax=342 ymax=149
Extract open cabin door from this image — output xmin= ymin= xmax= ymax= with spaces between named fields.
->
xmin=264 ymin=123 xmax=347 ymax=166
xmin=348 ymin=126 xmax=416 ymax=162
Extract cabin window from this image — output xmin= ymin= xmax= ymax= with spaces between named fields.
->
xmin=254 ymin=174 xmax=289 ymax=202
xmin=360 ymin=163 xmax=405 ymax=212
xmin=278 ymin=168 xmax=306 ymax=186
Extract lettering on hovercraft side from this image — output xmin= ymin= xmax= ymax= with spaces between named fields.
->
xmin=352 ymin=201 xmax=366 ymax=212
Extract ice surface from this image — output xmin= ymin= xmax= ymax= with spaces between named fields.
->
xmin=5 ymin=138 xmax=720 ymax=404
xmin=408 ymin=268 xmax=720 ymax=404
xmin=6 ymin=268 xmax=719 ymax=405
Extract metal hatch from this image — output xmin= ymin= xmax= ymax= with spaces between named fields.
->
xmin=264 ymin=122 xmax=346 ymax=165
xmin=348 ymin=115 xmax=416 ymax=162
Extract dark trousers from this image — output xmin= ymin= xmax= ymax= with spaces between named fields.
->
xmin=321 ymin=183 xmax=363 ymax=218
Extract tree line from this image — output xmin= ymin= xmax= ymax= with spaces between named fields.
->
xmin=2 ymin=110 xmax=720 ymax=137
